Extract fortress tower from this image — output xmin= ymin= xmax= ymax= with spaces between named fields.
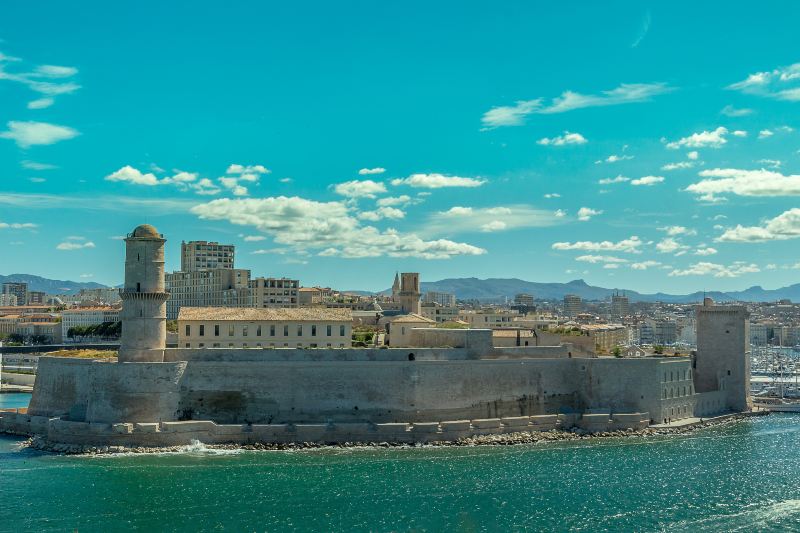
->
xmin=398 ymin=272 xmax=421 ymax=314
xmin=118 ymin=224 xmax=169 ymax=363
xmin=694 ymin=297 xmax=751 ymax=412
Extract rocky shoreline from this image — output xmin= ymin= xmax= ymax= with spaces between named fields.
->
xmin=18 ymin=412 xmax=763 ymax=456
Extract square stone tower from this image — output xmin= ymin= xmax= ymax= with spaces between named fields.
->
xmin=398 ymin=272 xmax=421 ymax=314
xmin=694 ymin=298 xmax=751 ymax=412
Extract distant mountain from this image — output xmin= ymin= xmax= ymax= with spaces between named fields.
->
xmin=383 ymin=277 xmax=800 ymax=303
xmin=0 ymin=274 xmax=109 ymax=294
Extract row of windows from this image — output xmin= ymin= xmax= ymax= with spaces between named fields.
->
xmin=663 ymin=384 xmax=693 ymax=399
xmin=663 ymin=369 xmax=691 ymax=382
xmin=186 ymin=323 xmax=347 ymax=337
xmin=187 ymin=342 xmax=347 ymax=349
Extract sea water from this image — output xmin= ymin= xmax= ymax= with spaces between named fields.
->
xmin=2 ymin=393 xmax=800 ymax=532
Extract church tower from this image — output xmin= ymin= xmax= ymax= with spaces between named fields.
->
xmin=118 ymin=224 xmax=169 ymax=363
xmin=391 ymin=272 xmax=400 ymax=300
xmin=398 ymin=272 xmax=421 ymax=314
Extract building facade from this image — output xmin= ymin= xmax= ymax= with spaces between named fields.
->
xmin=610 ymin=293 xmax=630 ymax=318
xmin=397 ymin=272 xmax=421 ymax=314
xmin=422 ymin=291 xmax=456 ymax=307
xmin=178 ymin=307 xmax=353 ymax=349
xmin=563 ymin=294 xmax=582 ymax=318
xmin=249 ymin=277 xmax=299 ymax=308
xmin=2 ymin=282 xmax=27 ymax=307
xmin=180 ymin=240 xmax=235 ymax=272
xmin=166 ymin=268 xmax=251 ymax=319
xmin=61 ymin=307 xmax=122 ymax=340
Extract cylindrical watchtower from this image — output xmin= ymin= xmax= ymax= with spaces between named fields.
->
xmin=118 ymin=224 xmax=169 ymax=363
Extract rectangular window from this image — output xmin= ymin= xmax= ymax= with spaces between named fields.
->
xmin=297 ymin=325 xmax=303 ymax=336
xmin=257 ymin=325 xmax=262 ymax=336
xmin=243 ymin=325 xmax=248 ymax=337
xmin=185 ymin=343 xmax=190 ymax=348
xmin=327 ymin=325 xmax=332 ymax=336
xmin=215 ymin=325 xmax=219 ymax=336
xmin=283 ymin=325 xmax=288 ymax=336
xmin=340 ymin=325 xmax=345 ymax=336
xmin=312 ymin=325 xmax=317 ymax=336
xmin=199 ymin=325 xmax=205 ymax=336
xmin=185 ymin=325 xmax=191 ymax=336
xmin=229 ymin=325 xmax=234 ymax=336
xmin=270 ymin=325 xmax=275 ymax=336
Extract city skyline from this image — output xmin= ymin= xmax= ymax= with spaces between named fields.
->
xmin=2 ymin=2 xmax=800 ymax=292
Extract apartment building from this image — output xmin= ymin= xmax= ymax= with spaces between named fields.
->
xmin=458 ymin=309 xmax=519 ymax=328
xmin=2 ymin=282 xmax=27 ymax=307
xmin=61 ymin=307 xmax=121 ymax=340
xmin=0 ymin=294 xmax=17 ymax=306
xmin=563 ymin=294 xmax=582 ymax=318
xmin=249 ymin=277 xmax=299 ymax=308
xmin=180 ymin=240 xmax=235 ymax=271
xmin=422 ymin=291 xmax=456 ymax=307
xmin=420 ymin=303 xmax=460 ymax=323
xmin=178 ymin=307 xmax=353 ymax=348
xmin=166 ymin=268 xmax=251 ymax=319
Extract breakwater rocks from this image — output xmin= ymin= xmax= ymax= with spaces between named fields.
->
xmin=21 ymin=412 xmax=761 ymax=456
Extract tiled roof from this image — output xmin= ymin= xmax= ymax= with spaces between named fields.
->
xmin=178 ymin=306 xmax=352 ymax=322
xmin=391 ymin=313 xmax=436 ymax=324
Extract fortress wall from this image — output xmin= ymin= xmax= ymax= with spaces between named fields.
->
xmin=174 ymin=358 xmax=583 ymax=424
xmin=27 ymin=357 xmax=96 ymax=420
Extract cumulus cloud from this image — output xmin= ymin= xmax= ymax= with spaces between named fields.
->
xmin=481 ymin=82 xmax=671 ymax=129
xmin=391 ymin=173 xmax=485 ymax=189
xmin=666 ymin=127 xmax=730 ymax=149
xmin=631 ymin=175 xmax=665 ymax=186
xmin=191 ymin=196 xmax=486 ymax=259
xmin=668 ymin=261 xmax=760 ymax=278
xmin=656 ymin=237 xmax=688 ymax=254
xmin=537 ymin=131 xmax=587 ymax=146
xmin=426 ymin=205 xmax=561 ymax=236
xmin=104 ymin=164 xmax=272 ymax=196
xmin=358 ymin=206 xmax=405 ymax=221
xmin=543 ymin=193 xmax=561 ymax=198
xmin=358 ymin=167 xmax=386 ymax=175
xmin=598 ymin=175 xmax=630 ymax=185
xmin=661 ymin=162 xmax=694 ymax=171
xmin=0 ymin=221 xmax=37 ymax=229
xmin=577 ymin=207 xmax=602 ymax=221
xmin=721 ymin=105 xmax=754 ymax=117
xmin=56 ymin=240 xmax=95 ymax=251
xmin=659 ymin=226 xmax=697 ymax=236
xmin=552 ymin=236 xmax=643 ymax=253
xmin=695 ymin=247 xmax=718 ymax=256
xmin=595 ymin=154 xmax=634 ymax=164
xmin=728 ymin=62 xmax=800 ymax=101
xmin=758 ymin=129 xmax=774 ymax=139
xmin=686 ymin=168 xmax=800 ymax=201
xmin=333 ymin=179 xmax=387 ymax=198
xmin=0 ymin=120 xmax=79 ymax=148
xmin=575 ymin=255 xmax=628 ymax=264
xmin=716 ymin=208 xmax=800 ymax=243
xmin=630 ymin=260 xmax=662 ymax=270
xmin=376 ymin=195 xmax=413 ymax=207
xmin=106 ymin=166 xmax=160 ymax=186
xmin=687 ymin=151 xmax=699 ymax=160
xmin=243 ymin=235 xmax=266 ymax=242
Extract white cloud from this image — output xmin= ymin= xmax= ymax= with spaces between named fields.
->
xmin=79 ymin=273 xmax=94 ymax=278
xmin=668 ymin=261 xmax=760 ymax=278
xmin=732 ymin=130 xmax=748 ymax=137
xmin=656 ymin=237 xmax=688 ymax=254
xmin=552 ymin=236 xmax=643 ymax=253
xmin=0 ymin=120 xmax=79 ymax=148
xmin=21 ymin=160 xmax=56 ymax=170
xmin=595 ymin=154 xmax=634 ymax=164
xmin=695 ymin=247 xmax=718 ymax=256
xmin=721 ymin=105 xmax=754 ymax=117
xmin=537 ymin=131 xmax=587 ymax=146
xmin=661 ymin=162 xmax=694 ymax=171
xmin=27 ymin=97 xmax=54 ymax=109
xmin=687 ymin=151 xmax=699 ymax=160
xmin=659 ymin=225 xmax=697 ymax=236
xmin=716 ymin=208 xmax=800 ymax=242
xmin=243 ymin=235 xmax=266 ymax=242
xmin=575 ymin=255 xmax=628 ymax=264
xmin=666 ymin=127 xmax=730 ymax=149
xmin=630 ymin=260 xmax=661 ymax=270
xmin=757 ymin=159 xmax=782 ymax=169
xmin=686 ymin=168 xmax=800 ymax=201
xmin=758 ymin=129 xmax=774 ymax=139
xmin=226 ymin=164 xmax=270 ymax=175
xmin=577 ymin=207 xmax=602 ymax=221
xmin=376 ymin=195 xmax=412 ymax=207
xmin=358 ymin=167 xmax=386 ymax=175
xmin=598 ymin=175 xmax=629 ymax=185
xmin=728 ymin=62 xmax=800 ymax=101
xmin=391 ymin=173 xmax=485 ymax=189
xmin=56 ymin=240 xmax=95 ymax=251
xmin=191 ymin=196 xmax=486 ymax=259
xmin=481 ymin=83 xmax=671 ymax=129
xmin=0 ymin=55 xmax=80 ymax=108
xmin=333 ymin=179 xmax=387 ymax=199
xmin=0 ymin=222 xmax=37 ymax=229
xmin=426 ymin=205 xmax=560 ymax=235
xmin=555 ymin=209 xmax=566 ymax=217
xmin=28 ymin=177 xmax=45 ymax=183
xmin=105 ymin=166 xmax=160 ymax=186
xmin=631 ymin=175 xmax=664 ymax=186
xmin=543 ymin=193 xmax=561 ymax=198
xmin=358 ymin=206 xmax=405 ymax=221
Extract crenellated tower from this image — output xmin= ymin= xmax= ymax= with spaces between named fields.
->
xmin=118 ymin=224 xmax=169 ymax=363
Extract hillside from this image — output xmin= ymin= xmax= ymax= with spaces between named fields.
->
xmin=0 ymin=274 xmax=108 ymax=294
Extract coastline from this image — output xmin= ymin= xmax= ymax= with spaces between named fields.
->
xmin=17 ymin=411 xmax=767 ymax=456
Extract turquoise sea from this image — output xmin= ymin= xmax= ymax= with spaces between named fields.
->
xmin=2 ymin=393 xmax=800 ymax=532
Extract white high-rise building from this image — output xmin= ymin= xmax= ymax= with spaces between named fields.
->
xmin=181 ymin=240 xmax=235 ymax=271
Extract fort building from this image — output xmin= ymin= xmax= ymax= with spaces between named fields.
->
xmin=1 ymin=224 xmax=752 ymax=447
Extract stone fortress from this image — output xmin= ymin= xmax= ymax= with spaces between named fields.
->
xmin=1 ymin=224 xmax=751 ymax=447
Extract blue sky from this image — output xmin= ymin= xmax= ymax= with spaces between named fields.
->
xmin=1 ymin=1 xmax=800 ymax=293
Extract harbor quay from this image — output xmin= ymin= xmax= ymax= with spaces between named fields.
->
xmin=0 ymin=224 xmax=753 ymax=448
